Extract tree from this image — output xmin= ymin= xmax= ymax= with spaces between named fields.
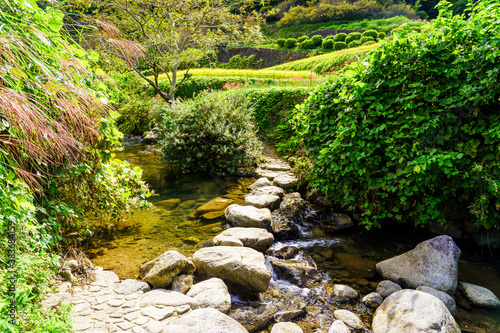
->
xmin=93 ymin=0 xmax=264 ymax=101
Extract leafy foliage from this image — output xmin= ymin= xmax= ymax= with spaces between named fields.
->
xmin=300 ymin=39 xmax=316 ymax=50
xmin=334 ymin=42 xmax=348 ymax=50
xmin=157 ymin=90 xmax=262 ymax=175
xmin=345 ymin=32 xmax=362 ymax=44
xmin=276 ymin=38 xmax=286 ymax=47
xmin=298 ymin=36 xmax=309 ymax=43
xmin=334 ymin=33 xmax=347 ymax=42
xmin=322 ymin=39 xmax=334 ymax=50
xmin=294 ymin=0 xmax=500 ymax=230
xmin=285 ymin=38 xmax=298 ymax=48
xmin=311 ymin=35 xmax=323 ymax=46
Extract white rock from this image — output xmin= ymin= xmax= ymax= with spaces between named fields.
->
xmin=224 ymin=204 xmax=272 ymax=229
xmin=249 ymin=177 xmax=272 ymax=190
xmin=245 ymin=194 xmax=281 ymax=211
xmin=163 ymin=308 xmax=248 ymax=333
xmin=186 ymin=278 xmax=231 ymax=313
xmin=328 ymin=320 xmax=350 ymax=333
xmin=417 ymin=285 xmax=457 ymax=315
xmin=251 ymin=186 xmax=285 ymax=199
xmin=333 ymin=310 xmax=362 ymax=329
xmin=273 ymin=174 xmax=298 ymax=190
xmin=271 ymin=322 xmax=303 ymax=333
xmin=213 ymin=227 xmax=274 ymax=252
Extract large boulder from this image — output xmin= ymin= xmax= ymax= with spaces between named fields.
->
xmin=139 ymin=251 xmax=196 ymax=288
xmin=196 ymin=197 xmax=234 ymax=216
xmin=186 ymin=278 xmax=231 ymax=313
xmin=375 ymin=235 xmax=461 ymax=295
xmin=139 ymin=289 xmax=199 ymax=310
xmin=251 ymin=186 xmax=285 ymax=199
xmin=458 ymin=282 xmax=500 ymax=309
xmin=329 ymin=320 xmax=350 ymax=333
xmin=225 ymin=204 xmax=272 ymax=229
xmin=245 ymin=194 xmax=281 ymax=211
xmin=163 ymin=308 xmax=248 ymax=333
xmin=329 ymin=284 xmax=358 ymax=302
xmin=192 ymin=246 xmax=272 ymax=294
xmin=273 ymin=174 xmax=298 ymax=190
xmin=416 ymin=286 xmax=457 ymax=316
xmin=115 ymin=279 xmax=151 ymax=295
xmin=249 ymin=177 xmax=273 ymax=190
xmin=372 ymin=289 xmax=460 ymax=333
xmin=213 ymin=227 xmax=274 ymax=252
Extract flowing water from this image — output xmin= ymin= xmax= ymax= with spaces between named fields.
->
xmin=84 ymin=141 xmax=500 ymax=332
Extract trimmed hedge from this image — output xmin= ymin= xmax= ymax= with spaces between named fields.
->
xmin=311 ymin=35 xmax=323 ymax=46
xmin=298 ymin=36 xmax=309 ymax=43
xmin=345 ymin=32 xmax=362 ymax=44
xmin=284 ymin=38 xmax=298 ymax=48
xmin=276 ymin=38 xmax=286 ymax=47
xmin=377 ymin=32 xmax=386 ymax=40
xmin=348 ymin=40 xmax=362 ymax=48
xmin=334 ymin=33 xmax=347 ymax=42
xmin=300 ymin=39 xmax=316 ymax=50
xmin=360 ymin=36 xmax=375 ymax=44
xmin=322 ymin=39 xmax=334 ymax=50
xmin=334 ymin=42 xmax=348 ymax=50
xmin=362 ymin=29 xmax=378 ymax=40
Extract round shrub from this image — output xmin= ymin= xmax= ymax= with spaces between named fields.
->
xmin=362 ymin=30 xmax=379 ymax=40
xmin=300 ymin=39 xmax=315 ymax=50
xmin=377 ymin=32 xmax=386 ymax=40
xmin=311 ymin=35 xmax=323 ymax=47
xmin=325 ymin=35 xmax=335 ymax=40
xmin=294 ymin=0 xmax=500 ymax=230
xmin=157 ymin=90 xmax=261 ymax=175
xmin=347 ymin=40 xmax=362 ymax=48
xmin=276 ymin=38 xmax=286 ymax=47
xmin=360 ymin=36 xmax=375 ymax=44
xmin=298 ymin=36 xmax=309 ymax=43
xmin=284 ymin=38 xmax=298 ymax=49
xmin=334 ymin=41 xmax=348 ymax=50
xmin=363 ymin=41 xmax=375 ymax=45
xmin=345 ymin=32 xmax=362 ymax=44
xmin=333 ymin=33 xmax=347 ymax=42
xmin=322 ymin=39 xmax=334 ymax=50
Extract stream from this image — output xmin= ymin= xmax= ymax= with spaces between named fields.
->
xmin=84 ymin=141 xmax=500 ymax=332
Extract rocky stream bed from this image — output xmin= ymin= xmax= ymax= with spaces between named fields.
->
xmin=42 ymin=142 xmax=500 ymax=333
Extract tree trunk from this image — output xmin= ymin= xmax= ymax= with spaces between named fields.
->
xmin=133 ymin=67 xmax=170 ymax=103
xmin=169 ymin=65 xmax=177 ymax=101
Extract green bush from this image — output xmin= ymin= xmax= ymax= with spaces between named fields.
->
xmin=311 ymin=35 xmax=323 ymax=47
xmin=284 ymin=38 xmax=298 ymax=48
xmin=325 ymin=35 xmax=335 ymax=40
xmin=157 ymin=90 xmax=261 ymax=175
xmin=377 ymin=31 xmax=386 ymax=40
xmin=360 ymin=36 xmax=375 ymax=44
xmin=322 ymin=39 xmax=335 ymax=50
xmin=347 ymin=40 xmax=362 ymax=48
xmin=345 ymin=32 xmax=362 ymax=44
xmin=300 ymin=39 xmax=316 ymax=50
xmin=298 ymin=36 xmax=309 ymax=43
xmin=116 ymin=97 xmax=154 ymax=135
xmin=362 ymin=29 xmax=379 ymax=40
xmin=334 ymin=41 xmax=348 ymax=50
xmin=333 ymin=33 xmax=347 ymax=42
xmin=293 ymin=0 xmax=500 ymax=230
xmin=363 ymin=41 xmax=376 ymax=45
xmin=276 ymin=38 xmax=286 ymax=47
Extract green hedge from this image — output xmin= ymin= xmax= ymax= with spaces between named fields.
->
xmin=334 ymin=42 xmax=348 ymax=50
xmin=311 ymin=35 xmax=323 ymax=46
xmin=293 ymin=0 xmax=500 ymax=230
xmin=276 ymin=38 xmax=286 ymax=47
xmin=300 ymin=39 xmax=315 ymax=50
xmin=345 ymin=32 xmax=362 ymax=44
xmin=285 ymin=38 xmax=298 ymax=48
xmin=334 ymin=33 xmax=347 ymax=42
xmin=298 ymin=36 xmax=309 ymax=43
xmin=322 ymin=39 xmax=334 ymax=50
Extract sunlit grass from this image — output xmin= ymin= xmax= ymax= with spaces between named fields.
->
xmin=155 ymin=69 xmax=315 ymax=81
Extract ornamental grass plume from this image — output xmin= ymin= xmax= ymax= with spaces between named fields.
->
xmin=0 ymin=0 xmax=109 ymax=189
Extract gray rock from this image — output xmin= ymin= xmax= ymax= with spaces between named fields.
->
xmin=417 ymin=286 xmax=457 ymax=315
xmin=274 ymin=308 xmax=306 ymax=322
xmin=458 ymin=281 xmax=500 ymax=309
xmin=163 ymin=308 xmax=248 ymax=333
xmin=251 ymin=186 xmax=285 ymax=199
xmin=254 ymin=168 xmax=281 ymax=180
xmin=60 ymin=269 xmax=73 ymax=282
xmin=328 ymin=320 xmax=350 ymax=333
xmin=225 ymin=204 xmax=272 ymax=229
xmin=115 ymin=279 xmax=151 ymax=295
xmin=230 ymin=303 xmax=276 ymax=332
xmin=139 ymin=289 xmax=198 ymax=309
xmin=375 ymin=235 xmax=461 ymax=295
xmin=192 ymin=246 xmax=272 ymax=294
xmin=362 ymin=292 xmax=383 ymax=309
xmin=273 ymin=174 xmax=298 ymax=190
xmin=213 ymin=227 xmax=274 ymax=252
xmin=186 ymin=278 xmax=231 ymax=313
xmin=214 ymin=236 xmax=244 ymax=247
xmin=249 ymin=177 xmax=273 ymax=190
xmin=271 ymin=322 xmax=303 ymax=333
xmin=331 ymin=284 xmax=358 ymax=302
xmin=265 ymin=163 xmax=291 ymax=172
xmin=143 ymin=128 xmax=159 ymax=143
xmin=321 ymin=213 xmax=354 ymax=232
xmin=271 ymin=260 xmax=322 ymax=288
xmin=63 ymin=259 xmax=79 ymax=272
xmin=245 ymin=194 xmax=281 ymax=211
xmin=94 ymin=269 xmax=120 ymax=285
xmin=141 ymin=306 xmax=175 ymax=321
xmin=376 ymin=280 xmax=402 ymax=298
xmin=372 ymin=290 xmax=460 ymax=333
xmin=139 ymin=250 xmax=196 ymax=288
xmin=333 ymin=310 xmax=362 ymax=329
xmin=172 ymin=274 xmax=193 ymax=294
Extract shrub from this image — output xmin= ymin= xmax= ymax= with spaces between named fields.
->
xmin=276 ymin=38 xmax=286 ymax=47
xmin=348 ymin=40 xmax=362 ymax=48
xmin=325 ymin=35 xmax=335 ymax=40
xmin=322 ymin=39 xmax=334 ymax=50
xmin=334 ymin=41 xmax=348 ymax=50
xmin=345 ymin=32 xmax=362 ymax=44
xmin=156 ymin=76 xmax=248 ymax=99
xmin=363 ymin=41 xmax=375 ymax=45
xmin=116 ymin=97 xmax=154 ymax=135
xmin=300 ymin=39 xmax=316 ymax=50
xmin=362 ymin=29 xmax=379 ymax=40
xmin=284 ymin=38 xmax=298 ymax=48
xmin=377 ymin=31 xmax=386 ymax=40
xmin=157 ymin=90 xmax=261 ymax=175
xmin=311 ymin=35 xmax=323 ymax=47
xmin=298 ymin=36 xmax=309 ymax=43
xmin=293 ymin=0 xmax=500 ymax=230
xmin=334 ymin=33 xmax=347 ymax=42
xmin=360 ymin=36 xmax=375 ymax=44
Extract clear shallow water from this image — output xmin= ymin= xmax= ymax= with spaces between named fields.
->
xmin=85 ymin=142 xmax=500 ymax=332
